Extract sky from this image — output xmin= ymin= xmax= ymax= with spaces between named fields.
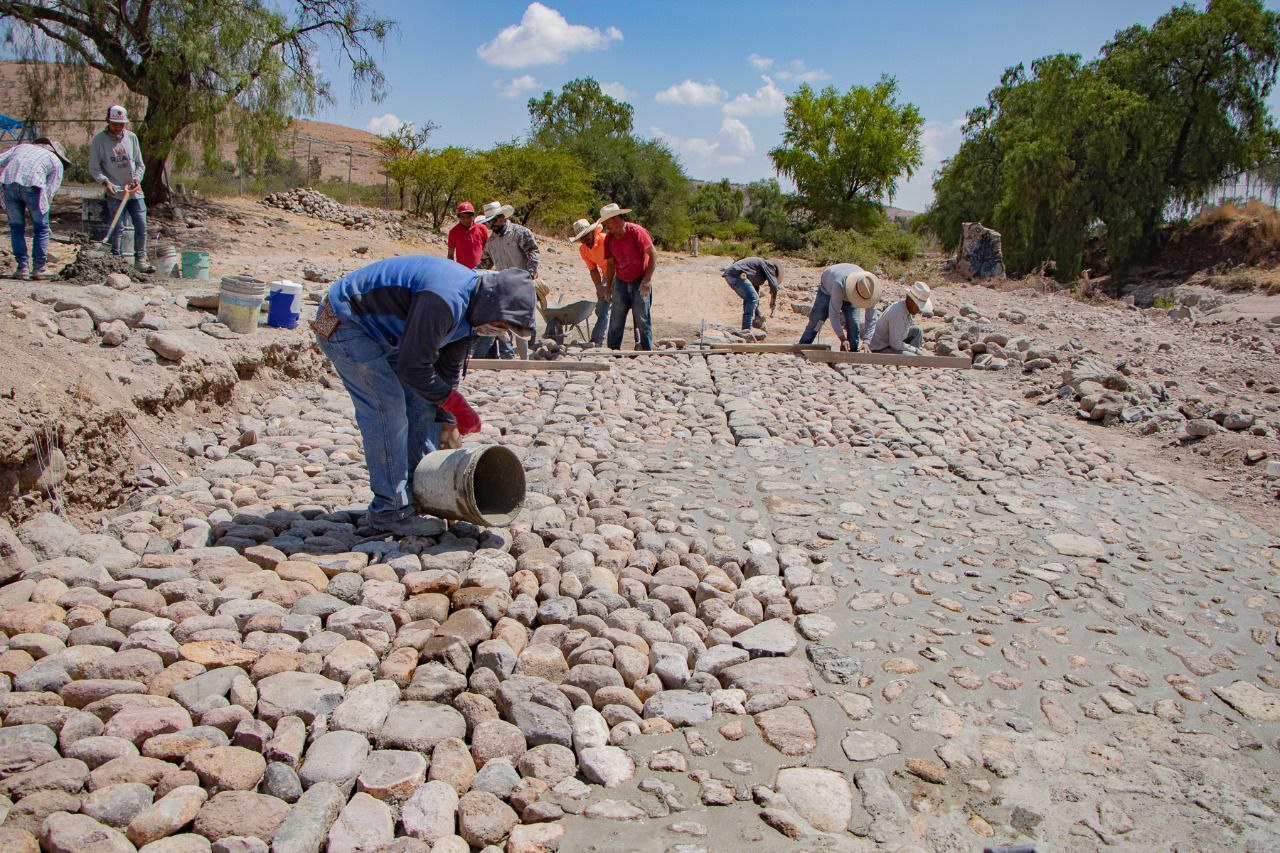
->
xmin=314 ymin=0 xmax=1280 ymax=213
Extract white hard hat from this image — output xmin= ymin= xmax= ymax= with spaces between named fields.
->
xmin=107 ymin=105 xmax=130 ymax=123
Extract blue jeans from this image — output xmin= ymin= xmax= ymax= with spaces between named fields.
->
xmin=317 ymin=323 xmax=443 ymax=524
xmin=725 ymin=274 xmax=759 ymax=330
xmin=4 ymin=183 xmax=49 ymax=267
xmin=105 ymin=195 xmax=148 ymax=262
xmin=607 ymin=278 xmax=653 ymax=350
xmin=591 ymin=298 xmax=610 ymax=345
xmin=798 ymin=291 xmax=877 ymax=346
xmin=471 ymin=334 xmax=514 ymax=359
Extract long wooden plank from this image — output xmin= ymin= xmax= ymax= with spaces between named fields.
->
xmin=583 ymin=349 xmax=708 ymax=357
xmin=803 ymin=350 xmax=971 ymax=369
xmin=469 ymin=359 xmax=609 ymax=372
xmin=705 ymin=343 xmax=833 ymax=354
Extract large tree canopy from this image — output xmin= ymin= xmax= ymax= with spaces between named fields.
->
xmin=922 ymin=0 xmax=1280 ymax=279
xmin=1 ymin=0 xmax=392 ymax=204
xmin=769 ymin=77 xmax=923 ymax=231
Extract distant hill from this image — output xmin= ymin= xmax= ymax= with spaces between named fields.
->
xmin=0 ymin=61 xmax=387 ymax=184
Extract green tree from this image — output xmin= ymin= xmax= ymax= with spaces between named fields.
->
xmin=1 ymin=0 xmax=391 ymax=205
xmin=374 ymin=121 xmax=438 ymax=210
xmin=769 ymin=76 xmax=924 ymax=230
xmin=689 ymin=179 xmax=744 ymax=234
xmin=483 ymin=142 xmax=593 ymax=232
xmin=922 ymin=0 xmax=1280 ymax=279
xmin=743 ymin=178 xmax=806 ymax=250
xmin=528 ymin=77 xmax=634 ymax=152
xmin=391 ymin=146 xmax=488 ymax=230
xmin=589 ymin=137 xmax=690 ymax=247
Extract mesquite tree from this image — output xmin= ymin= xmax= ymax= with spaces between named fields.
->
xmin=1 ymin=0 xmax=391 ymax=205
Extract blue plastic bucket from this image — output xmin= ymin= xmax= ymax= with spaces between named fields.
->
xmin=266 ymin=281 xmax=303 ymax=329
xmin=182 ymin=250 xmax=211 ymax=280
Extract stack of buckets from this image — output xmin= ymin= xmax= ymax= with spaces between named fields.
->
xmin=217 ymin=275 xmax=267 ymax=333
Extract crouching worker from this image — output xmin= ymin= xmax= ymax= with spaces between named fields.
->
xmin=314 ymin=256 xmax=535 ymax=535
xmin=869 ymin=281 xmax=931 ymax=354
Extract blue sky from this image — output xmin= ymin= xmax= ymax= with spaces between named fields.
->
xmin=316 ymin=1 xmax=1280 ymax=212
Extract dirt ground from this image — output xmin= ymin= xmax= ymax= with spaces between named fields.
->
xmin=2 ymin=191 xmax=1278 ymax=534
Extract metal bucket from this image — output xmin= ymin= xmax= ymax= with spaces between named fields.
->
xmin=412 ymin=445 xmax=526 ymax=526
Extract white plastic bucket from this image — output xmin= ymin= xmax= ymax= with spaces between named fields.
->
xmin=266 ymin=280 xmax=303 ymax=329
xmin=158 ymin=246 xmax=179 ymax=277
xmin=217 ymin=275 xmax=266 ymax=333
xmin=412 ymin=445 xmax=526 ymax=526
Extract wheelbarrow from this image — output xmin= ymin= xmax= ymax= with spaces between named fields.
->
xmin=539 ymin=298 xmax=598 ymax=345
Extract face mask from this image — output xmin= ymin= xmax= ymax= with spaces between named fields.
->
xmin=475 ymin=324 xmax=511 ymax=341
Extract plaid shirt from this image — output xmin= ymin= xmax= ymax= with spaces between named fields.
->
xmin=0 ymin=144 xmax=64 ymax=214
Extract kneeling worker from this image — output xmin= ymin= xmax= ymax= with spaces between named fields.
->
xmin=868 ymin=281 xmax=931 ymax=354
xmin=314 ymin=256 xmax=534 ymax=534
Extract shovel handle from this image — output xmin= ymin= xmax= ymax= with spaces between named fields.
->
xmin=101 ymin=187 xmax=133 ymax=244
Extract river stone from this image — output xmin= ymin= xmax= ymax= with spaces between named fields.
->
xmin=841 ymin=729 xmax=902 ymax=761
xmin=298 ymin=730 xmax=370 ymax=793
xmin=721 ymin=657 xmax=813 ymax=700
xmin=577 ymin=746 xmax=634 ymax=788
xmin=326 ymin=792 xmax=393 ymax=852
xmin=400 ymin=780 xmax=459 ymax=845
xmin=377 ymin=702 xmax=465 ymax=752
xmin=642 ymin=690 xmax=712 ymax=726
xmin=254 ymin=672 xmax=344 ymax=724
xmin=731 ymin=619 xmax=798 ymax=657
xmin=1213 ymin=681 xmax=1280 ymax=722
xmin=1045 ymin=533 xmax=1106 ymax=558
xmin=775 ymin=767 xmax=854 ymax=833
xmin=269 ymin=781 xmax=345 ymax=853
xmin=42 ymin=811 xmax=133 ymax=853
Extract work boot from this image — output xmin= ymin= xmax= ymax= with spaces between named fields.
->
xmin=31 ymin=264 xmax=54 ymax=281
xmin=135 ymin=259 xmax=156 ymax=274
xmin=10 ymin=263 xmax=29 ymax=281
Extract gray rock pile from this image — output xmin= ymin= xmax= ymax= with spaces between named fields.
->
xmin=262 ymin=189 xmax=401 ymax=234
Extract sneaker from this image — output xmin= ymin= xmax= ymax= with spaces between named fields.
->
xmin=31 ymin=264 xmax=54 ymax=281
xmin=135 ymin=260 xmax=156 ymax=274
xmin=10 ymin=264 xmax=29 ymax=280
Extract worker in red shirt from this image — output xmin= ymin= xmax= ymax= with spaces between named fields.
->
xmin=446 ymin=202 xmax=488 ymax=269
xmin=600 ymin=202 xmax=657 ymax=350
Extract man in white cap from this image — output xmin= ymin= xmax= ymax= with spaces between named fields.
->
xmin=569 ymin=217 xmax=610 ymax=345
xmin=868 ymin=281 xmax=931 ymax=354
xmin=89 ymin=105 xmax=154 ymax=273
xmin=0 ymin=136 xmax=71 ymax=280
xmin=476 ymin=201 xmax=540 ymax=357
xmin=797 ymin=263 xmax=880 ymax=351
xmin=600 ymin=202 xmax=657 ymax=350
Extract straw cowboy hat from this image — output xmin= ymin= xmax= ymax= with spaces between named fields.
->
xmin=596 ymin=202 xmax=631 ymax=224
xmin=570 ymin=218 xmax=597 ymax=242
xmin=34 ymin=137 xmax=71 ymax=168
xmin=906 ymin=280 xmax=933 ymax=313
xmin=475 ymin=201 xmax=514 ymax=224
xmin=844 ymin=268 xmax=882 ymax=309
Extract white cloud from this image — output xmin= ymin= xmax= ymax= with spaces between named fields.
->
xmin=477 ymin=3 xmax=622 ymax=68
xmin=775 ymin=59 xmax=830 ymax=84
xmin=722 ymin=76 xmax=786 ymax=118
xmin=495 ymin=74 xmax=544 ymax=99
xmin=365 ymin=113 xmax=404 ymax=135
xmin=651 ymin=116 xmax=756 ymax=167
xmin=747 ymin=53 xmax=774 ymax=71
xmin=598 ymin=81 xmax=634 ymax=101
xmin=655 ymin=79 xmax=725 ymax=107
xmin=896 ymin=117 xmax=966 ymax=212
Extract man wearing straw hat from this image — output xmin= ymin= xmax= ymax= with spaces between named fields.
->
xmin=568 ymin=217 xmax=611 ymax=346
xmin=720 ymin=256 xmax=781 ymax=331
xmin=0 ymin=136 xmax=72 ymax=280
xmin=868 ymin=281 xmax=931 ymax=354
xmin=314 ymin=256 xmax=535 ymax=535
xmin=476 ymin=200 xmax=541 ymax=358
xmin=89 ymin=105 xmax=155 ymax=273
xmin=797 ymin=263 xmax=881 ymax=351
xmin=599 ymin=202 xmax=657 ymax=351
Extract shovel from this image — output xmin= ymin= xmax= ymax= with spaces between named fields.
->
xmin=99 ymin=187 xmax=133 ymax=246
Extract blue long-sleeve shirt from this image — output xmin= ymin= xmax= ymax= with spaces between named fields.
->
xmin=327 ymin=256 xmax=535 ymax=404
xmin=818 ymin=263 xmax=877 ymax=342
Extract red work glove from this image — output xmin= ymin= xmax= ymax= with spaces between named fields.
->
xmin=441 ymin=389 xmax=482 ymax=436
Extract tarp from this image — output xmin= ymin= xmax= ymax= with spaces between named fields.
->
xmin=0 ymin=114 xmax=36 ymax=142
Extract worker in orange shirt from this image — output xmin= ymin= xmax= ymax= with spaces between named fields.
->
xmin=569 ymin=217 xmax=610 ymax=346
